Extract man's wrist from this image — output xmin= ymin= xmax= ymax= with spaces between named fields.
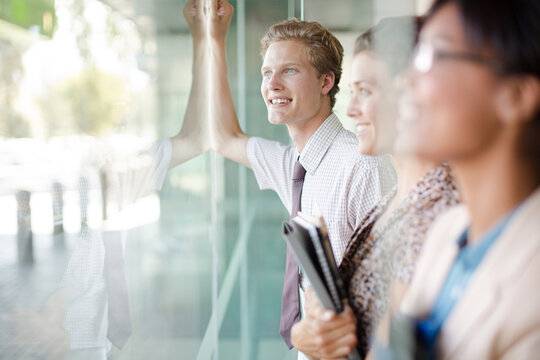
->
xmin=190 ymin=36 xmax=226 ymax=53
xmin=209 ymin=37 xmax=227 ymax=49
xmin=191 ymin=35 xmax=209 ymax=48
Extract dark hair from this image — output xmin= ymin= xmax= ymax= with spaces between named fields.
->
xmin=354 ymin=16 xmax=424 ymax=78
xmin=427 ymin=0 xmax=540 ymax=177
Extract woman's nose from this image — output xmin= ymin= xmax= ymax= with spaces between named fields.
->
xmin=347 ymin=96 xmax=361 ymax=117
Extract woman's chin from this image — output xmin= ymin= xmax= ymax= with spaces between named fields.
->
xmin=357 ymin=143 xmax=376 ymax=156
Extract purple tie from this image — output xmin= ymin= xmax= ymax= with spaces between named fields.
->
xmin=279 ymin=160 xmax=306 ymax=349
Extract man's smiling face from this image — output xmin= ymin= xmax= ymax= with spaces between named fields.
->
xmin=261 ymin=40 xmax=328 ymax=127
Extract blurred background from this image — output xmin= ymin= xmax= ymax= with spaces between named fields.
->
xmin=0 ymin=0 xmax=428 ymax=359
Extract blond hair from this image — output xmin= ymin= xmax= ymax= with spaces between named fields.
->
xmin=354 ymin=16 xmax=423 ymax=78
xmin=260 ymin=18 xmax=344 ymax=109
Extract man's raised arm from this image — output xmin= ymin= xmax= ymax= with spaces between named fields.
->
xmin=167 ymin=0 xmax=214 ymax=169
xmin=207 ymin=0 xmax=251 ymax=168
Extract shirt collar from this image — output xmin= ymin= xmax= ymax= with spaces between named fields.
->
xmin=297 ymin=113 xmax=343 ymax=175
xmin=457 ymin=201 xmax=521 ymax=267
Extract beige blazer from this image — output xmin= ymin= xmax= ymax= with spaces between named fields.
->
xmin=400 ymin=187 xmax=540 ymax=360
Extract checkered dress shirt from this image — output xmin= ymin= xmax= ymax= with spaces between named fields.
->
xmin=247 ymin=113 xmax=396 ymax=275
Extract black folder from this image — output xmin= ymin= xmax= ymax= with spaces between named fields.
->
xmin=282 ymin=214 xmax=361 ymax=360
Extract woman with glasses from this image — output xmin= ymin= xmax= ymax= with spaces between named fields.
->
xmin=290 ymin=17 xmax=461 ymax=359
xmin=379 ymin=0 xmax=540 ymax=358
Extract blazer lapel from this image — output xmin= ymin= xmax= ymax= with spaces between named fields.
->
xmin=441 ymin=188 xmax=540 ymax=358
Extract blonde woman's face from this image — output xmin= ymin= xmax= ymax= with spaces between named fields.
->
xmin=348 ymin=52 xmax=397 ymax=155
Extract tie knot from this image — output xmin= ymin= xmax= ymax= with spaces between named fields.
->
xmin=292 ymin=161 xmax=306 ymax=181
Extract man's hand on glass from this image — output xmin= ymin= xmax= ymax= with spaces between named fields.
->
xmin=183 ymin=0 xmax=206 ymax=41
xmin=183 ymin=0 xmax=234 ymax=43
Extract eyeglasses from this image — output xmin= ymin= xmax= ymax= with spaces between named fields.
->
xmin=413 ymin=43 xmax=504 ymax=73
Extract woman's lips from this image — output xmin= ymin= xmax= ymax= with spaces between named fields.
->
xmin=355 ymin=123 xmax=371 ymax=136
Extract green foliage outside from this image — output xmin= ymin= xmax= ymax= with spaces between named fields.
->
xmin=57 ymin=67 xmax=129 ymax=136
xmin=0 ymin=0 xmax=56 ymax=37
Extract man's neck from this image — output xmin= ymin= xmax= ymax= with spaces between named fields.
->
xmin=287 ymin=111 xmax=331 ymax=153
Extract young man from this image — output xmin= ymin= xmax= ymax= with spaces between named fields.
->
xmin=183 ymin=0 xmax=395 ymax=356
